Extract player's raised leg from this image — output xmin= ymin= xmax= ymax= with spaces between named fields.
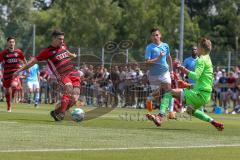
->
xmin=173 ymin=88 xmax=224 ymax=131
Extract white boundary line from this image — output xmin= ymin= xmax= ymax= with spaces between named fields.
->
xmin=0 ymin=121 xmax=18 ymax=124
xmin=1 ymin=144 xmax=240 ymax=153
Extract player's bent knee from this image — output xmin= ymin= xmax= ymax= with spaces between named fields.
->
xmin=63 ymin=85 xmax=73 ymax=95
xmin=73 ymin=87 xmax=80 ymax=101
xmin=73 ymin=87 xmax=80 ymax=95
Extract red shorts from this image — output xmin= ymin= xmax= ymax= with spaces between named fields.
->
xmin=60 ymin=71 xmax=81 ymax=87
xmin=3 ymin=76 xmax=20 ymax=88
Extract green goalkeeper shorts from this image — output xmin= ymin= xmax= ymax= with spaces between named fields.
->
xmin=183 ymin=89 xmax=211 ymax=109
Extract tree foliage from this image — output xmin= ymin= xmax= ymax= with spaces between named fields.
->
xmin=0 ymin=0 xmax=239 ymax=61
xmin=185 ymin=0 xmax=240 ymax=51
xmin=0 ymin=0 xmax=33 ymax=51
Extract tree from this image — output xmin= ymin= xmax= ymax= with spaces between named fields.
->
xmin=115 ymin=0 xmax=199 ymax=59
xmin=31 ymin=0 xmax=121 ymax=49
xmin=185 ymin=0 xmax=240 ymax=66
xmin=0 ymin=0 xmax=34 ymax=55
xmin=185 ymin=0 xmax=240 ymax=52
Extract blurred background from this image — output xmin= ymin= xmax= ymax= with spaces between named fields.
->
xmin=0 ymin=0 xmax=239 ymax=69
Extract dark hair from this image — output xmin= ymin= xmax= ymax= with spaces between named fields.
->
xmin=150 ymin=27 xmax=160 ymax=34
xmin=192 ymin=46 xmax=197 ymax=51
xmin=51 ymin=29 xmax=64 ymax=37
xmin=7 ymin=36 xmax=15 ymax=42
xmin=199 ymin=38 xmax=212 ymax=52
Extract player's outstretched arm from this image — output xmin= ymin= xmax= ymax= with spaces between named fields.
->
xmin=68 ymin=51 xmax=77 ymax=59
xmin=22 ymin=57 xmax=27 ymax=65
xmin=14 ymin=57 xmax=38 ymax=76
xmin=178 ymin=65 xmax=189 ymax=75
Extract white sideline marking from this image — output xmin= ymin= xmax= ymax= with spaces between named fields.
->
xmin=1 ymin=144 xmax=240 ymax=153
xmin=0 ymin=121 xmax=18 ymax=124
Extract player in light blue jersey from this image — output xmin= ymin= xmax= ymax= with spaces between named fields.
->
xmin=25 ymin=60 xmax=40 ymax=107
xmin=183 ymin=46 xmax=198 ymax=85
xmin=145 ymin=28 xmax=173 ymax=119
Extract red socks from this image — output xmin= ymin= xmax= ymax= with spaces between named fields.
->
xmin=55 ymin=94 xmax=71 ymax=113
xmin=6 ymin=94 xmax=11 ymax=111
xmin=12 ymin=88 xmax=16 ymax=99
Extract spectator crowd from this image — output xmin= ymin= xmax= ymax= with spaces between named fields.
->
xmin=0 ymin=62 xmax=240 ymax=114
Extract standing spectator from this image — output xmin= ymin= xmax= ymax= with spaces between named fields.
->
xmin=215 ymin=66 xmax=223 ymax=82
xmin=136 ymin=74 xmax=151 ymax=108
xmin=217 ymin=69 xmax=229 ymax=113
xmin=234 ymin=65 xmax=240 ymax=78
xmin=0 ymin=36 xmax=27 ymax=112
xmin=14 ymin=30 xmax=80 ymax=121
xmin=118 ymin=66 xmax=127 ymax=107
xmin=144 ymin=27 xmax=173 ymax=115
xmin=103 ymin=67 xmax=110 ymax=80
xmin=183 ymin=46 xmax=198 ymax=85
xmin=135 ymin=67 xmax=144 ymax=80
xmin=84 ymin=67 xmax=94 ymax=106
xmin=212 ymin=72 xmax=219 ymax=107
xmin=213 ymin=66 xmax=223 ymax=107
xmin=227 ymin=71 xmax=237 ymax=113
xmin=93 ymin=65 xmax=105 ymax=107
xmin=39 ymin=66 xmax=50 ymax=104
xmin=109 ymin=66 xmax=120 ymax=107
xmin=233 ymin=76 xmax=240 ymax=114
xmin=48 ymin=67 xmax=58 ymax=104
xmin=124 ymin=65 xmax=137 ymax=107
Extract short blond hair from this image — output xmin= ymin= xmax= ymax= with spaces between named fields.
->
xmin=199 ymin=38 xmax=212 ymax=53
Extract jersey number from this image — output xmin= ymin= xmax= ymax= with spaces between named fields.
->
xmin=56 ymin=52 xmax=68 ymax=60
xmin=6 ymin=58 xmax=18 ymax=63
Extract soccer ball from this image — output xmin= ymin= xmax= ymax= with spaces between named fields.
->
xmin=71 ymin=108 xmax=85 ymax=122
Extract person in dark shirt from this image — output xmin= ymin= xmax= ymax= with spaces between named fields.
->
xmin=217 ymin=70 xmax=228 ymax=113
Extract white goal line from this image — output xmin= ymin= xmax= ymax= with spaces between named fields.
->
xmin=0 ymin=144 xmax=240 ymax=153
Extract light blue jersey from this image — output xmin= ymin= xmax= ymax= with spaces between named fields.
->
xmin=26 ymin=64 xmax=39 ymax=82
xmin=145 ymin=42 xmax=170 ymax=76
xmin=183 ymin=56 xmax=198 ymax=84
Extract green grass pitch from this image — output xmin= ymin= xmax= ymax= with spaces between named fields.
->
xmin=0 ymin=102 xmax=240 ymax=160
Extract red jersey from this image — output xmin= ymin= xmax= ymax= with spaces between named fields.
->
xmin=227 ymin=77 xmax=236 ymax=84
xmin=227 ymin=76 xmax=237 ymax=91
xmin=0 ymin=49 xmax=25 ymax=81
xmin=36 ymin=46 xmax=75 ymax=79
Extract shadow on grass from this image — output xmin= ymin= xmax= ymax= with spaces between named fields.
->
xmin=84 ymin=107 xmax=115 ymax=121
xmin=4 ymin=118 xmax=52 ymax=123
xmin=143 ymin=127 xmax=191 ymax=131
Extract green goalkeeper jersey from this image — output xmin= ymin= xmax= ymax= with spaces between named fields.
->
xmin=188 ymin=54 xmax=213 ymax=93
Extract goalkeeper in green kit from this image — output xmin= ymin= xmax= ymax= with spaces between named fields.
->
xmin=146 ymin=38 xmax=224 ymax=131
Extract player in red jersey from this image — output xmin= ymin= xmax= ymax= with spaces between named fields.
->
xmin=14 ymin=30 xmax=80 ymax=121
xmin=0 ymin=36 xmax=27 ymax=112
